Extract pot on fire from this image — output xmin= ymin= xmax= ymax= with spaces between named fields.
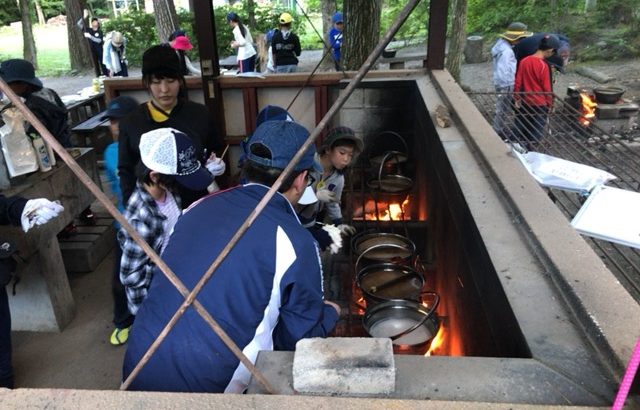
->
xmin=356 ymin=263 xmax=425 ymax=306
xmin=363 ymin=296 xmax=440 ymax=354
xmin=594 ymin=86 xmax=625 ymax=104
xmin=352 ymin=232 xmax=416 ymax=266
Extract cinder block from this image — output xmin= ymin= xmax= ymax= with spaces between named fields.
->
xmin=293 ymin=337 xmax=395 ymax=396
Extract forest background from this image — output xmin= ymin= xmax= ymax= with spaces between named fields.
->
xmin=0 ymin=0 xmax=638 ymax=77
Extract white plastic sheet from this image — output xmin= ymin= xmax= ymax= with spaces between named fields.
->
xmin=571 ymin=185 xmax=640 ymax=249
xmin=0 ymin=107 xmax=38 ymax=177
xmin=512 ymin=148 xmax=617 ymax=194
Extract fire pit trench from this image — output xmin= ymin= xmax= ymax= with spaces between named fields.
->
xmin=248 ymin=74 xmax=640 ymax=406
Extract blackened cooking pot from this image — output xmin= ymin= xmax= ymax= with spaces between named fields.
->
xmin=363 ymin=296 xmax=440 ymax=354
xmin=594 ymin=86 xmax=625 ymax=104
xmin=356 ymin=263 xmax=424 ymax=306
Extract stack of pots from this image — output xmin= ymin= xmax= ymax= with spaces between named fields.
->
xmin=352 ymin=231 xmax=440 ymax=354
xmin=366 ymin=131 xmax=413 ymax=205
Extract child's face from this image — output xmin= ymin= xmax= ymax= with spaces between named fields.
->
xmin=109 ymin=118 xmax=119 ymax=139
xmin=149 ymin=76 xmax=180 ymax=111
xmin=328 ymin=145 xmax=355 ymax=171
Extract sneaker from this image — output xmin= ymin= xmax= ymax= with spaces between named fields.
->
xmin=80 ymin=208 xmax=96 ymax=226
xmin=110 ymin=326 xmax=130 ymax=346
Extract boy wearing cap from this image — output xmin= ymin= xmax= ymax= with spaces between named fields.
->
xmin=123 ymin=120 xmax=340 ymax=393
xmin=491 ymin=22 xmax=532 ymax=139
xmin=118 ymin=45 xmax=223 ymax=208
xmin=118 ymin=128 xmax=213 ymax=316
xmin=328 ymin=12 xmax=344 ymax=70
xmin=271 ymin=12 xmax=301 ymax=73
xmin=0 ymin=59 xmax=71 ymax=148
xmin=103 ymin=31 xmax=128 ymax=77
xmin=100 ymin=96 xmax=138 ymax=345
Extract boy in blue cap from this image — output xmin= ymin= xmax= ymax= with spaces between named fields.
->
xmin=328 ymin=12 xmax=344 ymax=70
xmin=123 ymin=120 xmax=340 ymax=393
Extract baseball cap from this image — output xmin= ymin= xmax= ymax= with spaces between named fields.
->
xmin=256 ymin=105 xmax=294 ymax=126
xmin=322 ymin=126 xmax=364 ymax=153
xmin=101 ymin=96 xmax=139 ymax=120
xmin=0 ymin=59 xmax=43 ymax=90
xmin=332 ymin=12 xmax=343 ymax=24
xmin=227 ymin=12 xmax=239 ymax=22
xmin=142 ymin=44 xmax=181 ymax=78
xmin=111 ymin=31 xmax=124 ymax=47
xmin=139 ymin=128 xmax=213 ymax=191
xmin=246 ymin=120 xmax=321 ymax=172
xmin=279 ymin=12 xmax=293 ymax=24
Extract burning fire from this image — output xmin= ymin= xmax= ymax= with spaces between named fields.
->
xmin=361 ymin=198 xmax=410 ymax=221
xmin=580 ymin=92 xmax=597 ymax=126
xmin=425 ymin=324 xmax=445 ymax=356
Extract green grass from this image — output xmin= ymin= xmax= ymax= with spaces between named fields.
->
xmin=0 ymin=24 xmax=70 ymax=77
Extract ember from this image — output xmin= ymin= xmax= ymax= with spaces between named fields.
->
xmin=354 ymin=197 xmax=410 ymax=221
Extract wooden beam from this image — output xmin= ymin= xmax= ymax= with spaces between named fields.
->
xmin=427 ymin=0 xmax=448 ymax=70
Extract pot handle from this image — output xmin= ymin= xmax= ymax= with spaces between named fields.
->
xmin=372 ymin=131 xmax=409 ymax=157
xmin=376 ymin=150 xmax=406 ymax=188
xmin=389 ymin=292 xmax=440 ymax=341
xmin=355 ymin=242 xmax=412 ymax=273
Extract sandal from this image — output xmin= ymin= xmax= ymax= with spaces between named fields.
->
xmin=110 ymin=326 xmax=130 ymax=346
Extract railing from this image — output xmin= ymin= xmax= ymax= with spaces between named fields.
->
xmin=468 ymin=91 xmax=640 ymax=302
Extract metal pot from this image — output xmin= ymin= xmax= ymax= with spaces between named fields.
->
xmin=352 ymin=232 xmax=416 ymax=266
xmin=356 ymin=263 xmax=424 ymax=306
xmin=594 ymin=87 xmax=625 ymax=104
xmin=363 ymin=297 xmax=440 ymax=354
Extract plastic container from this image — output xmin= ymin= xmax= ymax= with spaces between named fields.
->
xmin=31 ymin=134 xmax=52 ymax=172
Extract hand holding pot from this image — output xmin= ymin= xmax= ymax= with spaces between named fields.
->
xmin=337 ymin=224 xmax=356 ymax=236
xmin=316 ymin=189 xmax=338 ymax=204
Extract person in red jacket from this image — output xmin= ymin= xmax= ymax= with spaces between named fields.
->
xmin=513 ymin=34 xmax=560 ymax=149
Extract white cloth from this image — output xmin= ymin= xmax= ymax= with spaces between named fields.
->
xmin=205 ymin=156 xmax=226 ymax=176
xmin=233 ymin=25 xmax=256 ymax=61
xmin=20 ymin=198 xmax=64 ymax=233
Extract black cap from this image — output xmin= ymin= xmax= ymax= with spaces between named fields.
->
xmin=142 ymin=44 xmax=181 ymax=78
xmin=101 ymin=96 xmax=139 ymax=120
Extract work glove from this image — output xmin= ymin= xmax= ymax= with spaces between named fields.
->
xmin=337 ymin=224 xmax=356 ymax=236
xmin=321 ymin=224 xmax=343 ymax=254
xmin=21 ymin=199 xmax=64 ymax=233
xmin=205 ymin=155 xmax=226 ymax=176
xmin=83 ymin=32 xmax=91 ymax=39
xmin=207 ymin=180 xmax=220 ymax=194
xmin=316 ymin=189 xmax=338 ymax=203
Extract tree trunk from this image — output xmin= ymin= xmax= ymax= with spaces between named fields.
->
xmin=152 ymin=0 xmax=179 ymax=43
xmin=446 ymin=0 xmax=467 ymax=82
xmin=35 ymin=0 xmax=45 ymax=25
xmin=64 ymin=0 xmax=94 ymax=72
xmin=320 ymin=0 xmax=337 ymax=71
xmin=247 ymin=0 xmax=257 ymax=32
xmin=342 ymin=0 xmax=381 ymax=71
xmin=19 ymin=0 xmax=38 ymax=68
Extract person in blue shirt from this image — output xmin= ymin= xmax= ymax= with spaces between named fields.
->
xmin=102 ymin=95 xmax=139 ymax=345
xmin=328 ymin=12 xmax=344 ymax=71
xmin=123 ymin=120 xmax=340 ymax=393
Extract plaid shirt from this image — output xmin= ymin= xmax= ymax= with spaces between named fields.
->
xmin=118 ymin=181 xmax=181 ymax=315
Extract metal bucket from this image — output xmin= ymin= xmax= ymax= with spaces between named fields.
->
xmin=363 ymin=297 xmax=440 ymax=355
xmin=356 ymin=263 xmax=424 ymax=306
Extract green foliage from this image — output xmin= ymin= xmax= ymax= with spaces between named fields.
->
xmin=39 ymin=0 xmax=64 ymax=20
xmin=0 ymin=0 xmax=19 ymax=26
xmin=213 ymin=3 xmax=307 ymax=57
xmin=380 ymin=0 xmax=430 ymax=44
xmin=102 ymin=10 xmax=156 ymax=67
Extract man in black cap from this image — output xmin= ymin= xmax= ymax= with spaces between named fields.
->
xmin=117 ymin=45 xmax=223 ymax=208
xmin=0 ymin=59 xmax=71 ymax=147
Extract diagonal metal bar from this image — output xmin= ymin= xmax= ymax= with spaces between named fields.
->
xmin=0 ymin=78 xmax=276 ymax=394
xmin=121 ymin=0 xmax=424 ymax=390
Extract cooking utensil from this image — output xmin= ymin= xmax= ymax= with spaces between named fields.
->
xmin=594 ymin=87 xmax=625 ymax=104
xmin=356 ymin=263 xmax=424 ymax=305
xmin=352 ymin=232 xmax=416 ymax=266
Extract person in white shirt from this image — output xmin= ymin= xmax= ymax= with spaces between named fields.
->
xmin=227 ymin=12 xmax=256 ymax=73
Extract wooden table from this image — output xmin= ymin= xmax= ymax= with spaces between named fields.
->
xmin=65 ymin=92 xmax=106 ymax=128
xmin=0 ymin=148 xmax=100 ymax=331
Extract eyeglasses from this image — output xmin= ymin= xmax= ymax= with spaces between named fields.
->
xmin=306 ymin=173 xmax=316 ymax=187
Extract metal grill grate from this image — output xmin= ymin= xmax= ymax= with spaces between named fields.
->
xmin=468 ymin=91 xmax=640 ymax=302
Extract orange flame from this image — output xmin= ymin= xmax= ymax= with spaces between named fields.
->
xmin=580 ymin=93 xmax=597 ymax=126
xmin=424 ymin=324 xmax=445 ymax=356
xmin=361 ymin=197 xmax=410 ymax=221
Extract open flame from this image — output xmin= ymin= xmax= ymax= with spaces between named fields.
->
xmin=361 ymin=197 xmax=410 ymax=221
xmin=424 ymin=324 xmax=445 ymax=356
xmin=580 ymin=92 xmax=597 ymax=126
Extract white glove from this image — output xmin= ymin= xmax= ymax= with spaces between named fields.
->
xmin=205 ymin=155 xmax=226 ymax=176
xmin=337 ymin=224 xmax=356 ymax=236
xmin=321 ymin=224 xmax=342 ymax=254
xmin=83 ymin=32 xmax=91 ymax=39
xmin=207 ymin=179 xmax=220 ymax=193
xmin=316 ymin=189 xmax=338 ymax=203
xmin=21 ymin=199 xmax=64 ymax=233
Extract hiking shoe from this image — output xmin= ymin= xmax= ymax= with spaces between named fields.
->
xmin=80 ymin=207 xmax=96 ymax=226
xmin=110 ymin=326 xmax=130 ymax=346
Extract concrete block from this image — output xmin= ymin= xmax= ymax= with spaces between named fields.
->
xmin=293 ymin=337 xmax=395 ymax=396
xmin=341 ymin=88 xmax=364 ymax=109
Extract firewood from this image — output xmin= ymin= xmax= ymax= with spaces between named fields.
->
xmin=435 ymin=104 xmax=451 ymax=128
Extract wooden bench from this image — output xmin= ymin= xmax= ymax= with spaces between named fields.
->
xmin=70 ymin=110 xmax=111 ymax=156
xmin=65 ymin=92 xmax=106 ymax=128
